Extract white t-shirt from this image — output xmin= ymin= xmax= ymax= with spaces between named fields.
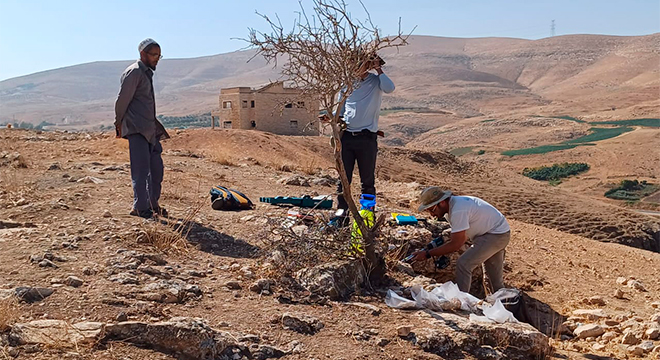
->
xmin=446 ymin=196 xmax=510 ymax=240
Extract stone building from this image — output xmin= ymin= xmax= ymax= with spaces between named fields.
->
xmin=211 ymin=82 xmax=320 ymax=135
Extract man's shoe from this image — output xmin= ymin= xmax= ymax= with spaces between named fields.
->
xmin=130 ymin=208 xmax=153 ymax=219
xmin=152 ymin=206 xmax=168 ymax=218
xmin=328 ymin=215 xmax=349 ymax=228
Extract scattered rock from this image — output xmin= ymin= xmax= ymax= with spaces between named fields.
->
xmin=277 ymin=175 xmax=310 ymax=187
xmin=614 ymin=288 xmax=625 ymax=299
xmin=651 ymin=313 xmax=660 ymax=324
xmin=628 ymin=280 xmax=647 ymax=292
xmin=410 ymin=312 xmax=551 ymax=359
xmin=104 ymin=317 xmax=234 ymax=360
xmin=574 ymin=324 xmax=605 ymax=339
xmin=296 ymin=260 xmax=367 ymax=300
xmin=651 ymin=302 xmax=660 ymax=309
xmin=584 ymin=296 xmax=606 ymax=306
xmin=9 ymin=320 xmax=103 ymax=347
xmin=47 ymin=163 xmax=61 ymax=170
xmin=76 ymin=176 xmax=104 ymax=184
xmin=572 ymin=309 xmax=608 ymax=321
xmin=591 ymin=343 xmax=606 ymax=351
xmin=82 ymin=267 xmax=97 ymax=276
xmin=395 ymin=261 xmax=416 ymax=276
xmin=139 ymin=280 xmax=202 ymax=303
xmin=397 ymin=325 xmax=412 ymax=337
xmin=377 ymin=338 xmax=390 ymax=347
xmin=109 ymin=272 xmax=140 ymax=285
xmin=102 ymin=210 xmax=112 ymax=218
xmin=64 ymin=276 xmax=84 ymax=288
xmin=116 ymin=312 xmax=128 ymax=322
xmin=249 ymin=279 xmax=275 ymax=293
xmin=639 ymin=340 xmax=655 ymax=353
xmin=345 ymin=302 xmax=382 ymax=316
xmin=14 ymin=287 xmax=55 ymax=303
xmin=604 ymin=319 xmax=620 ymax=326
xmin=602 ymin=331 xmax=617 ymax=342
xmin=38 ymin=259 xmax=58 ymax=268
xmin=224 ymin=281 xmax=242 ymax=290
xmin=281 ymin=313 xmax=324 ymax=335
xmin=645 ymin=327 xmax=659 ymax=340
xmin=621 ymin=332 xmax=639 ymax=345
xmin=616 ymin=277 xmax=629 ymax=285
xmin=627 ymin=345 xmax=644 ymax=356
xmin=251 ymin=344 xmax=287 ymax=360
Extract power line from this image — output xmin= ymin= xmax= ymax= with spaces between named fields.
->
xmin=551 ymin=19 xmax=556 ymax=37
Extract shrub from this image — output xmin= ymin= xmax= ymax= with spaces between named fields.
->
xmin=604 ymin=179 xmax=658 ymax=201
xmin=522 ymin=162 xmax=590 ymax=181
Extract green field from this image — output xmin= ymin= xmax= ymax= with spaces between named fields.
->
xmin=523 ymin=162 xmax=590 ymax=181
xmin=591 ymin=118 xmax=660 ymax=128
xmin=481 ymin=119 xmax=496 ymax=123
xmin=449 ymin=147 xmax=474 ymax=156
xmin=502 ymin=127 xmax=632 ymax=156
xmin=605 ymin=180 xmax=659 ymax=201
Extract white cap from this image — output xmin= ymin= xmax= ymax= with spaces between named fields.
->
xmin=138 ymin=38 xmax=159 ymax=53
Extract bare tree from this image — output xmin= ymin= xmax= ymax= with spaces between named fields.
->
xmin=247 ymin=0 xmax=410 ymax=279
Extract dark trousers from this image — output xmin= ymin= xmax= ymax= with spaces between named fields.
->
xmin=337 ymin=131 xmax=378 ymax=210
xmin=127 ymin=134 xmax=164 ymax=212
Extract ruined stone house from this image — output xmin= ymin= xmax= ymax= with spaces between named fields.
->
xmin=211 ymin=82 xmax=320 ymax=135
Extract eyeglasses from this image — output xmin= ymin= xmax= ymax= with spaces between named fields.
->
xmin=147 ymin=52 xmax=163 ymax=60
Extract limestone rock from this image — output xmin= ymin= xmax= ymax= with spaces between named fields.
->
xmin=251 ymin=344 xmax=287 ymax=360
xmin=627 ymin=345 xmax=644 ymax=356
xmin=621 ymin=332 xmax=639 ymax=345
xmin=65 ymin=276 xmax=84 ymax=288
xmin=14 ymin=287 xmax=54 ymax=303
xmin=572 ymin=309 xmax=608 ymax=321
xmin=574 ymin=324 xmax=605 ymax=339
xmin=651 ymin=313 xmax=660 ymax=324
xmin=281 ymin=313 xmax=324 ymax=335
xmin=104 ymin=317 xmax=233 ymax=360
xmin=295 ymin=260 xmax=367 ymax=300
xmin=628 ymin=280 xmax=647 ymax=292
xmin=410 ymin=312 xmax=551 ymax=359
xmin=585 ymin=296 xmax=606 ymax=306
xmin=613 ymin=288 xmax=625 ymax=299
xmin=224 ymin=281 xmax=242 ymax=290
xmin=277 ymin=175 xmax=310 ymax=187
xmin=645 ymin=327 xmax=659 ymax=340
xmin=345 ymin=302 xmax=381 ymax=316
xmin=9 ymin=320 xmax=103 ymax=347
xmin=616 ymin=277 xmax=629 ymax=285
xmin=639 ymin=340 xmax=655 ymax=353
xmin=397 ymin=325 xmax=412 ymax=337
xmin=249 ymin=279 xmax=275 ymax=293
xmin=602 ymin=331 xmax=617 ymax=342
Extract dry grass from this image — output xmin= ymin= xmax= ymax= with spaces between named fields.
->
xmin=206 ymin=148 xmax=236 ymax=166
xmin=0 ymin=295 xmax=18 ymax=332
xmin=138 ymin=201 xmax=204 ymax=254
xmin=300 ymin=157 xmax=319 ymax=175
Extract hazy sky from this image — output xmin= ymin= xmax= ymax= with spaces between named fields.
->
xmin=1 ymin=0 xmax=658 ymax=81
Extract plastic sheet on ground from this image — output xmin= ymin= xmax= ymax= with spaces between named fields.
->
xmin=385 ymin=289 xmax=418 ymax=309
xmin=430 ymin=281 xmax=480 ymax=312
xmin=469 ymin=299 xmax=519 ymax=323
xmin=385 ymin=281 xmax=519 ymax=324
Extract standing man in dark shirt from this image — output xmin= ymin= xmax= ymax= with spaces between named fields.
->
xmin=114 ymin=38 xmax=170 ymax=219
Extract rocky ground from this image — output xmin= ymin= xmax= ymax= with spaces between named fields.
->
xmin=0 ymin=128 xmax=659 ymax=359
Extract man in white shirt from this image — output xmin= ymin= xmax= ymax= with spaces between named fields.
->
xmin=410 ymin=187 xmax=511 ymax=293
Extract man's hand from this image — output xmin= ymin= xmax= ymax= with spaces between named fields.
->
xmin=410 ymin=250 xmax=429 ymax=263
xmin=318 ymin=114 xmax=332 ymax=123
xmin=115 ymin=124 xmax=122 ymax=138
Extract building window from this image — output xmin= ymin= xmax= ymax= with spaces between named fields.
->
xmin=223 ymin=121 xmax=232 ymax=128
xmin=284 ymin=103 xmax=293 ymax=108
xmin=242 ymin=100 xmax=248 ymax=108
xmin=251 ymin=121 xmax=256 ymax=128
xmin=296 ymin=101 xmax=305 ymax=108
xmin=222 ymin=101 xmax=232 ymax=109
xmin=251 ymin=100 xmax=255 ymax=108
xmin=289 ymin=120 xmax=298 ymax=128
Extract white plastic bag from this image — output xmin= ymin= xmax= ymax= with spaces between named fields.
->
xmin=385 ymin=289 xmax=418 ymax=309
xmin=410 ymin=285 xmax=451 ymax=311
xmin=481 ymin=299 xmax=518 ymax=323
xmin=430 ymin=281 xmax=480 ymax=312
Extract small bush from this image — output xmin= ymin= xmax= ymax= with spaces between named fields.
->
xmin=604 ymin=179 xmax=658 ymax=201
xmin=0 ymin=295 xmax=18 ymax=332
xmin=476 ymin=150 xmax=486 ymax=155
xmin=522 ymin=162 xmax=590 ymax=181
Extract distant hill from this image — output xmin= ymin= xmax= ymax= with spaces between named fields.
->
xmin=0 ymin=33 xmax=658 ymax=128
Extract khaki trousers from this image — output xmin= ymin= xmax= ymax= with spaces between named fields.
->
xmin=455 ymin=231 xmax=510 ymax=293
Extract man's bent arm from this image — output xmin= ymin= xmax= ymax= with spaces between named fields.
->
xmin=114 ymin=70 xmax=140 ymax=129
xmin=378 ymin=73 xmax=395 ymax=93
xmin=428 ymin=230 xmax=467 ymax=257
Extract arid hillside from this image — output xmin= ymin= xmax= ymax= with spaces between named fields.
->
xmin=1 ymin=33 xmax=658 ymax=126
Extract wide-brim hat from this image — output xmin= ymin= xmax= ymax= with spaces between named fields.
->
xmin=417 ymin=186 xmax=452 ymax=212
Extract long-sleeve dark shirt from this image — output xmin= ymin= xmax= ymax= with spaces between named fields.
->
xmin=114 ymin=60 xmax=169 ymax=144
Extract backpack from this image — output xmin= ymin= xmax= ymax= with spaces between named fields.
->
xmin=210 ymin=185 xmax=254 ymax=211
